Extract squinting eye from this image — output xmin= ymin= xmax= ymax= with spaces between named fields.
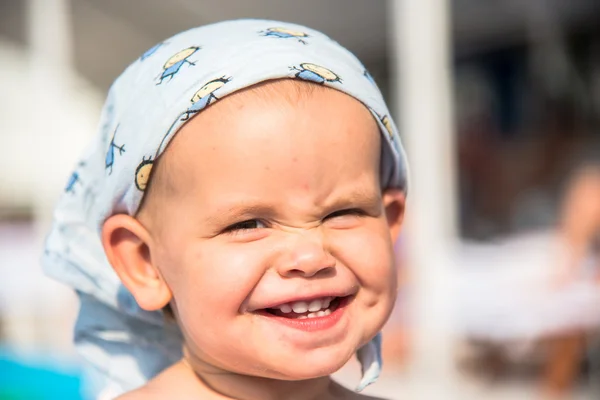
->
xmin=223 ymin=219 xmax=267 ymax=233
xmin=325 ymin=209 xmax=365 ymax=220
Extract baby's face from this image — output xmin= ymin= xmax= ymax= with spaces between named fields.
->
xmin=143 ymin=82 xmax=402 ymax=380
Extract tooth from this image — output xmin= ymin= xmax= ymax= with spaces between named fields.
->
xmin=316 ymin=311 xmax=325 ymax=317
xmin=323 ymin=309 xmax=332 ymax=316
xmin=292 ymin=301 xmax=308 ymax=313
xmin=297 ymin=315 xmax=308 ymax=319
xmin=279 ymin=304 xmax=292 ymax=313
xmin=307 ymin=312 xmax=318 ymax=318
xmin=323 ymin=297 xmax=332 ymax=309
xmin=308 ymin=299 xmax=323 ymax=312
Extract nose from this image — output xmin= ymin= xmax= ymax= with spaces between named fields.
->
xmin=275 ymin=232 xmax=336 ymax=278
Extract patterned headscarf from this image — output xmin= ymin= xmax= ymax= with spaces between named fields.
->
xmin=42 ymin=19 xmax=408 ymax=397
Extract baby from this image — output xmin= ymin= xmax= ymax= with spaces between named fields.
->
xmin=43 ymin=20 xmax=408 ymax=400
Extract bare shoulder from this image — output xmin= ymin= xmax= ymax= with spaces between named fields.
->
xmin=113 ymin=380 xmax=175 ymax=400
xmin=114 ymin=361 xmax=202 ymax=400
xmin=114 ymin=386 xmax=159 ymax=400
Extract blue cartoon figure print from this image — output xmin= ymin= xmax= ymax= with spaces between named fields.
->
xmin=156 ymin=46 xmax=200 ymax=85
xmin=260 ymin=27 xmax=309 ymax=44
xmin=181 ymin=76 xmax=232 ymax=121
xmin=364 ymin=69 xmax=376 ymax=85
xmin=65 ymin=171 xmax=81 ymax=194
xmin=291 ymin=63 xmax=342 ymax=84
xmin=140 ymin=42 xmax=165 ymax=61
xmin=105 ymin=126 xmax=125 ymax=174
xmin=65 ymin=161 xmax=86 ymax=194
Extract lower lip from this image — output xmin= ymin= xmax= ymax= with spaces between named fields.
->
xmin=256 ymin=296 xmax=352 ymax=332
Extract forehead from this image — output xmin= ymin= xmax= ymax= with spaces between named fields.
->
xmin=156 ymin=80 xmax=381 ymax=199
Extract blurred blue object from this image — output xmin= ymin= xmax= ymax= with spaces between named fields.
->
xmin=0 ymin=348 xmax=83 ymax=400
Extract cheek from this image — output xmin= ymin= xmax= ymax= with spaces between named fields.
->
xmin=330 ymin=222 xmax=396 ymax=290
xmin=330 ymin=222 xmax=397 ymax=340
xmin=165 ymin=241 xmax=267 ymax=336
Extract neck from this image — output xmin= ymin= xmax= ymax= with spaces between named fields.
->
xmin=181 ymin=350 xmax=342 ymax=400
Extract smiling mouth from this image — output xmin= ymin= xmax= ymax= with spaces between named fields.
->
xmin=263 ymin=296 xmax=349 ymax=319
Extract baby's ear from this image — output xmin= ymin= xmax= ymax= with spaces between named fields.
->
xmin=101 ymin=214 xmax=172 ymax=311
xmin=382 ymin=188 xmax=406 ymax=241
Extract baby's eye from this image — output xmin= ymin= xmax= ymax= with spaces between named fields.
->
xmin=223 ymin=219 xmax=267 ymax=233
xmin=324 ymin=208 xmax=365 ymax=220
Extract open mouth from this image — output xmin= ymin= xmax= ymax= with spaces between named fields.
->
xmin=262 ymin=296 xmax=350 ymax=319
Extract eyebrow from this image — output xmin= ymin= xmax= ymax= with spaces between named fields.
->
xmin=203 ymin=203 xmax=274 ymax=228
xmin=335 ymin=187 xmax=381 ymax=207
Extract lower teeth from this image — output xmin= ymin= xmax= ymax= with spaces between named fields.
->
xmin=266 ymin=297 xmax=343 ymax=319
xmin=297 ymin=308 xmax=332 ymax=319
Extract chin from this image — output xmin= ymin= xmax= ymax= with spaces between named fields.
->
xmin=270 ymin=347 xmax=355 ymax=381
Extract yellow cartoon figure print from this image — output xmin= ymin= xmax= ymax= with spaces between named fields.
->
xmin=181 ymin=76 xmax=232 ymax=121
xmin=135 ymin=157 xmax=153 ymax=191
xmin=157 ymin=46 xmax=200 ymax=85
xmin=291 ymin=63 xmax=341 ymax=84
xmin=260 ymin=27 xmax=309 ymax=44
xmin=380 ymin=115 xmax=394 ymax=139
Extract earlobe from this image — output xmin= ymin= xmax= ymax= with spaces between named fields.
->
xmin=101 ymin=214 xmax=172 ymax=311
xmin=382 ymin=188 xmax=406 ymax=241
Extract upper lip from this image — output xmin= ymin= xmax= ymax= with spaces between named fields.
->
xmin=249 ymin=288 xmax=357 ymax=312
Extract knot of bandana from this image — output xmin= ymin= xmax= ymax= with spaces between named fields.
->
xmin=42 ymin=19 xmax=408 ymax=395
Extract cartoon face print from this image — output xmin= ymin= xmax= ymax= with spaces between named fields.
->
xmin=140 ymin=42 xmax=165 ymax=61
xmin=157 ymin=46 xmax=200 ymax=85
xmin=260 ymin=27 xmax=309 ymax=44
xmin=181 ymin=76 xmax=232 ymax=121
xmin=291 ymin=63 xmax=342 ymax=84
xmin=105 ymin=126 xmax=125 ymax=174
xmin=135 ymin=157 xmax=153 ymax=191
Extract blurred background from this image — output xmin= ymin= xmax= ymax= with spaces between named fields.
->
xmin=1 ymin=0 xmax=600 ymax=398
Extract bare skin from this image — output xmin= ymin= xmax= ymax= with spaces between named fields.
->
xmin=120 ymin=360 xmax=386 ymax=400
xmin=559 ymin=167 xmax=600 ymax=278
xmin=539 ymin=166 xmax=600 ymax=399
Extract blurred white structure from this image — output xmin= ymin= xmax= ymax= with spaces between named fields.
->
xmin=388 ymin=0 xmax=461 ymax=398
xmin=0 ymin=0 xmax=102 ymax=354
xmin=1 ymin=1 xmax=102 ymax=218
xmin=454 ymin=231 xmax=600 ymax=340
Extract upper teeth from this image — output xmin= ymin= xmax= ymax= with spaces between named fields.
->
xmin=276 ymin=297 xmax=333 ymax=314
